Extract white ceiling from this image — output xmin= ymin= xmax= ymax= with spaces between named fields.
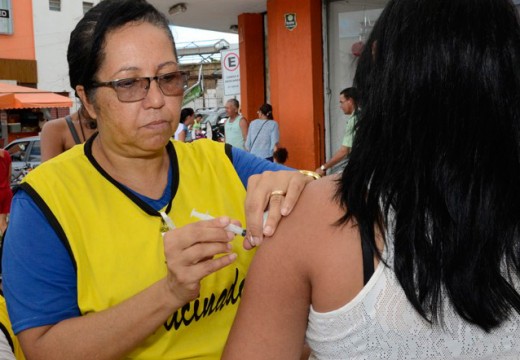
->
xmin=149 ymin=0 xmax=389 ymax=34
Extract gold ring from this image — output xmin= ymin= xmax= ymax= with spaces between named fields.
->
xmin=270 ymin=190 xmax=286 ymax=197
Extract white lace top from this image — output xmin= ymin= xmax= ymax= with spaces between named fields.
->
xmin=306 ymin=241 xmax=520 ymax=359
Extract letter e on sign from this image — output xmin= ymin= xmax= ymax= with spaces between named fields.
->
xmin=223 ymin=52 xmax=239 ymax=72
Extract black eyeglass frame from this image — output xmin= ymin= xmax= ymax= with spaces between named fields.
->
xmin=90 ymin=70 xmax=190 ymax=102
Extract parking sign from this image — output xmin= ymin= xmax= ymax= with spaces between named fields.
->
xmin=221 ymin=49 xmax=240 ymax=96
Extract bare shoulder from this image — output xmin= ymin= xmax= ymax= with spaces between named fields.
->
xmin=40 ymin=117 xmax=69 ymax=161
xmin=265 ymin=175 xmax=365 ymax=311
xmin=41 ymin=117 xmax=67 ymax=134
xmin=283 ymin=174 xmax=342 ymax=233
xmin=261 ymin=176 xmax=343 ymax=261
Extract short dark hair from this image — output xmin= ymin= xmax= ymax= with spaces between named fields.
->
xmin=340 ymin=87 xmax=359 ymax=109
xmin=339 ymin=0 xmax=520 ymax=331
xmin=68 ymin=0 xmax=175 ymax=99
xmin=273 ymin=147 xmax=288 ymax=164
xmin=226 ymin=99 xmax=240 ymax=109
xmin=180 ymin=108 xmax=195 ymax=124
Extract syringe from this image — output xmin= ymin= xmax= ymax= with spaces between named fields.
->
xmin=191 ymin=209 xmax=247 ymax=236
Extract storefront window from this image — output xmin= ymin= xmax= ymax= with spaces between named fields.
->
xmin=324 ymin=3 xmax=382 ymax=169
xmin=49 ymin=0 xmax=61 ymax=12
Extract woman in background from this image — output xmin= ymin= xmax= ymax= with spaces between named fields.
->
xmin=174 ymin=107 xmax=195 ymax=142
xmin=40 ymin=106 xmax=97 ymax=161
xmin=223 ymin=0 xmax=520 ymax=358
xmin=245 ymin=103 xmax=280 ymax=161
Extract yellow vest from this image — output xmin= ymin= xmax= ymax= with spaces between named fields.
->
xmin=0 ymin=295 xmax=25 ymax=359
xmin=23 ymin=139 xmax=253 ymax=359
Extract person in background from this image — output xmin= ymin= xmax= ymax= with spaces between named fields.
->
xmin=224 ymin=99 xmax=248 ymax=150
xmin=0 ymin=149 xmax=12 ymax=235
xmin=223 ymin=0 xmax=520 ymax=358
xmin=174 ymin=107 xmax=195 ymax=142
xmin=245 ymin=103 xmax=280 ymax=161
xmin=273 ymin=146 xmax=288 ymax=165
xmin=40 ymin=106 xmax=97 ymax=162
xmin=316 ymin=87 xmax=359 ymax=176
xmin=1 ymin=1 xmax=314 ymax=359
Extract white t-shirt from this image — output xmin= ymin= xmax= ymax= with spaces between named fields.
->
xmin=306 ymin=240 xmax=520 ymax=359
xmin=0 ymin=333 xmax=16 ymax=360
xmin=174 ymin=123 xmax=185 ymax=140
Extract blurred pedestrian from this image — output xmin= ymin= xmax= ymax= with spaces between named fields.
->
xmin=316 ymin=87 xmax=359 ymax=176
xmin=273 ymin=146 xmax=288 ymax=165
xmin=174 ymin=107 xmax=195 ymax=142
xmin=224 ymin=99 xmax=248 ymax=150
xmin=40 ymin=106 xmax=97 ymax=162
xmin=245 ymin=103 xmax=280 ymax=161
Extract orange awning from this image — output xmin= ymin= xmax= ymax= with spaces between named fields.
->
xmin=0 ymin=83 xmax=72 ymax=110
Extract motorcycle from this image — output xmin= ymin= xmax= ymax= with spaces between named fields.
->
xmin=10 ymin=163 xmax=35 ymax=191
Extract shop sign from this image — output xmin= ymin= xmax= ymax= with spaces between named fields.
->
xmin=284 ymin=13 xmax=297 ymax=31
xmin=0 ymin=0 xmax=13 ymax=35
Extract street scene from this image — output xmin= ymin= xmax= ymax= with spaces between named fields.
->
xmin=2 ymin=0 xmax=520 ymax=359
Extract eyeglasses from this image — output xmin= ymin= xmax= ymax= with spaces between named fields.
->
xmin=90 ymin=71 xmax=189 ymax=102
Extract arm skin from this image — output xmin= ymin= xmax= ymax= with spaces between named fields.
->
xmin=222 ymin=203 xmax=312 ymax=360
xmin=17 ymin=217 xmax=238 ymax=360
xmin=239 ymin=117 xmax=248 ymax=144
xmin=222 ymin=181 xmax=325 ymax=360
xmin=223 ymin=177 xmax=368 ymax=360
xmin=177 ymin=129 xmax=186 ymax=142
xmin=243 ymin=170 xmax=314 ymax=248
xmin=315 ymin=145 xmax=350 ymax=176
xmin=40 ymin=119 xmax=68 ymax=162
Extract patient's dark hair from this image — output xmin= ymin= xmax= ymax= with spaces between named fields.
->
xmin=338 ymin=0 xmax=520 ymax=331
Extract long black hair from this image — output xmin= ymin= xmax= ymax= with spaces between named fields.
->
xmin=338 ymin=0 xmax=520 ymax=331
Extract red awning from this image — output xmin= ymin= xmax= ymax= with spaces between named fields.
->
xmin=0 ymin=83 xmax=72 ymax=110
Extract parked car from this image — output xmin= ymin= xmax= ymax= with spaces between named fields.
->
xmin=4 ymin=136 xmax=41 ymax=187
xmin=196 ymin=107 xmax=227 ymax=127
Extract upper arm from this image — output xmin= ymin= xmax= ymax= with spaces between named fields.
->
xmin=244 ymin=124 xmax=252 ymax=150
xmin=239 ymin=118 xmax=248 ymax=139
xmin=223 ymin=213 xmax=311 ymax=359
xmin=40 ymin=120 xmax=65 ymax=162
xmin=231 ymin=147 xmax=292 ymax=188
xmin=2 ymin=191 xmax=79 ymax=335
xmin=272 ymin=123 xmax=280 ymax=146
xmin=330 ymin=146 xmax=349 ymax=164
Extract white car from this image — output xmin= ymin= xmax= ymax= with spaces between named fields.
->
xmin=4 ymin=136 xmax=41 ymax=186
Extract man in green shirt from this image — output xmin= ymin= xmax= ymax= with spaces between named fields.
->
xmin=316 ymin=87 xmax=359 ymax=176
